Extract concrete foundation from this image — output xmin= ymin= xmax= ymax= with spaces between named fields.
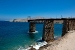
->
xmin=29 ymin=22 xmax=35 ymax=33
xmin=42 ymin=20 xmax=54 ymax=42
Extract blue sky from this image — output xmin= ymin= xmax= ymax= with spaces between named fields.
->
xmin=0 ymin=0 xmax=75 ymax=20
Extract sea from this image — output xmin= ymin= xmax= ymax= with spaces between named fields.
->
xmin=0 ymin=21 xmax=63 ymax=50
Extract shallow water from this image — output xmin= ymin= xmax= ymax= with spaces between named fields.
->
xmin=0 ymin=21 xmax=63 ymax=50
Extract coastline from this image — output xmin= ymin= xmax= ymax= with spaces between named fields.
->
xmin=24 ymin=35 xmax=61 ymax=50
xmin=39 ymin=30 xmax=75 ymax=50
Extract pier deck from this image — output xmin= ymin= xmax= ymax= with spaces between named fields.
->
xmin=28 ymin=18 xmax=75 ymax=42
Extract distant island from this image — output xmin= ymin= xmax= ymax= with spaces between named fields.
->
xmin=9 ymin=17 xmax=44 ymax=22
xmin=10 ymin=19 xmax=28 ymax=22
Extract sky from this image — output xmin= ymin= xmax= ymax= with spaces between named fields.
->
xmin=0 ymin=0 xmax=75 ymax=20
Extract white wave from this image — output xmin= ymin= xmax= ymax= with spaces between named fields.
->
xmin=54 ymin=36 xmax=61 ymax=40
xmin=27 ymin=41 xmax=47 ymax=50
xmin=17 ymin=46 xmax=24 ymax=50
xmin=28 ymin=30 xmax=38 ymax=34
xmin=17 ymin=41 xmax=47 ymax=50
xmin=54 ymin=36 xmax=58 ymax=38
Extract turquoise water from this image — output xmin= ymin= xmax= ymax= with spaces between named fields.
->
xmin=0 ymin=21 xmax=63 ymax=50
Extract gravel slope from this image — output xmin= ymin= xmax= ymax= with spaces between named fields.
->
xmin=41 ymin=30 xmax=75 ymax=50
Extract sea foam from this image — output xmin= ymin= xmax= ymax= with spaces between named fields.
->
xmin=17 ymin=41 xmax=47 ymax=50
xmin=28 ymin=30 xmax=38 ymax=34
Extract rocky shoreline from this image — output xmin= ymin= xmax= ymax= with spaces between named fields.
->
xmin=17 ymin=30 xmax=75 ymax=50
xmin=38 ymin=30 xmax=75 ymax=50
xmin=26 ymin=30 xmax=75 ymax=50
xmin=24 ymin=36 xmax=60 ymax=50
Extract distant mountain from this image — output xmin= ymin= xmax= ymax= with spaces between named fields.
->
xmin=9 ymin=17 xmax=44 ymax=22
xmin=9 ymin=19 xmax=28 ymax=22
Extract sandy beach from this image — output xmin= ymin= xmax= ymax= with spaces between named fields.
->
xmin=39 ymin=30 xmax=75 ymax=50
